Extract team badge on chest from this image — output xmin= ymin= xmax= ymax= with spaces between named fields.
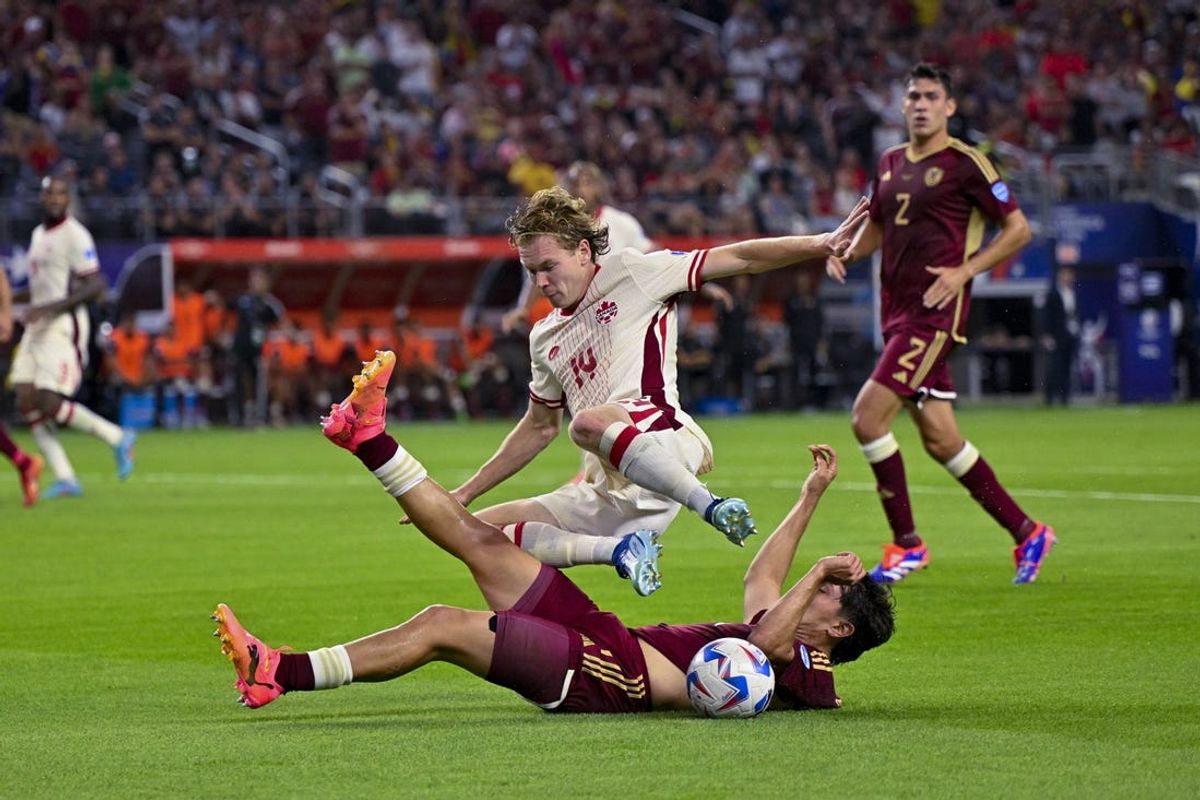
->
xmin=924 ymin=167 xmax=944 ymax=187
xmin=595 ymin=300 xmax=619 ymax=325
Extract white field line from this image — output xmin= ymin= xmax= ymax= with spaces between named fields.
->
xmin=118 ymin=471 xmax=1200 ymax=505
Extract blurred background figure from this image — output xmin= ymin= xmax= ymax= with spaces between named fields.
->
xmin=1040 ymin=265 xmax=1080 ymax=406
xmin=228 ymin=268 xmax=284 ymax=427
xmin=784 ymin=268 xmax=828 ymax=410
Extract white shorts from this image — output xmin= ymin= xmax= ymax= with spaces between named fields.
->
xmin=533 ymin=425 xmax=708 ymax=538
xmin=9 ymin=310 xmax=89 ymax=396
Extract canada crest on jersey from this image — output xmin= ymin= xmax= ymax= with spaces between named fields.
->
xmin=595 ymin=300 xmax=619 ymax=325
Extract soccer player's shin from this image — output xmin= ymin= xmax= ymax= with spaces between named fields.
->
xmin=28 ymin=417 xmax=77 ymax=484
xmin=503 ymin=521 xmax=617 ymax=567
xmin=355 ymin=432 xmax=427 ymax=498
xmin=861 ymin=433 xmax=918 ymax=547
xmin=942 ymin=441 xmax=1033 ymax=542
xmin=600 ymin=422 xmax=712 ymax=512
xmin=55 ymin=400 xmax=123 ymax=446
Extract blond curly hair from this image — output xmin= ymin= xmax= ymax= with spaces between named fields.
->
xmin=505 ymin=186 xmax=610 ymax=262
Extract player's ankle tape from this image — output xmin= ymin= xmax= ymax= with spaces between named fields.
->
xmin=372 ymin=447 xmax=427 ymax=497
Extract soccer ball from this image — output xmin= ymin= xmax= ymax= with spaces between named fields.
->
xmin=686 ymin=637 xmax=775 ymax=718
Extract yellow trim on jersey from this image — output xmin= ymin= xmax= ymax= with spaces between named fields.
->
xmin=950 ymin=207 xmax=987 ymax=343
xmin=581 ymin=653 xmax=645 ymax=689
xmin=909 ymin=331 xmax=949 ymax=389
xmin=948 ymin=137 xmax=1000 ymax=183
xmin=809 ymin=651 xmax=834 ymax=672
xmin=581 ymin=656 xmax=646 ymax=698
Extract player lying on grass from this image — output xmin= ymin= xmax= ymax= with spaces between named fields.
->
xmin=213 ymin=352 xmax=894 ymax=713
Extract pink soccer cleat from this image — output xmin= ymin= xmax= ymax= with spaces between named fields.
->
xmin=212 ymin=603 xmax=287 ymax=709
xmin=18 ymin=454 xmax=43 ymax=507
xmin=321 ymin=350 xmax=396 ymax=452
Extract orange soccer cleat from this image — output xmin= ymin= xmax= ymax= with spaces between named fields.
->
xmin=321 ymin=350 xmax=396 ymax=452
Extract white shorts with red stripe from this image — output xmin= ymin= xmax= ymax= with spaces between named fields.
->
xmin=532 ymin=423 xmax=708 ymax=538
xmin=10 ymin=310 xmax=89 ymax=396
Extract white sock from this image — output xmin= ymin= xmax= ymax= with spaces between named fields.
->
xmin=503 ymin=521 xmax=618 ymax=567
xmin=309 ymin=645 xmax=354 ymax=689
xmin=943 ymin=441 xmax=980 ymax=478
xmin=861 ymin=432 xmax=900 ymax=464
xmin=372 ymin=446 xmax=427 ymax=497
xmin=30 ymin=421 xmax=76 ymax=482
xmin=56 ymin=401 xmax=123 ymax=447
xmin=599 ymin=423 xmax=712 ymax=515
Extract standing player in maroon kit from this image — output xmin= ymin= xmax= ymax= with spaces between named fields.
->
xmin=826 ymin=64 xmax=1056 ymax=585
xmin=212 ymin=353 xmax=894 ymax=714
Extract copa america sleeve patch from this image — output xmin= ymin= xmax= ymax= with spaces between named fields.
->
xmin=991 ymin=181 xmax=1010 ymax=203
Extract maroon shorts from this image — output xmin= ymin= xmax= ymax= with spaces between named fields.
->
xmin=870 ymin=324 xmax=958 ymax=402
xmin=486 ymin=565 xmax=651 ymax=713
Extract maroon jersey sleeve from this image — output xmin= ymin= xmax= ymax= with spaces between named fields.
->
xmin=957 ymin=145 xmax=1019 ymax=222
xmin=773 ymin=642 xmax=840 ymax=709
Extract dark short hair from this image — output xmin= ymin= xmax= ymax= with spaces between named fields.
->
xmin=907 ymin=62 xmax=953 ymax=98
xmin=831 ymin=578 xmax=895 ymax=665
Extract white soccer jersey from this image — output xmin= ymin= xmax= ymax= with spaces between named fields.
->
xmin=596 ymin=204 xmax=652 ymax=263
xmin=528 ymin=248 xmax=714 ymax=481
xmin=26 ymin=217 xmax=100 ymax=329
xmin=12 ymin=217 xmax=99 ymax=393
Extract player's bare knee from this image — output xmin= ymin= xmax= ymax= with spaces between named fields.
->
xmin=33 ymin=389 xmax=62 ymax=417
xmin=14 ymin=384 xmax=36 ymax=414
xmin=850 ymin=410 xmax=884 ymax=443
xmin=922 ymin=435 xmax=960 ymax=463
xmin=414 ymin=605 xmax=471 ymax=654
xmin=567 ymin=409 xmax=606 ymax=450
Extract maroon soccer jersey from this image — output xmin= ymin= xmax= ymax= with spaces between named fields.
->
xmin=632 ymin=619 xmax=840 ymax=710
xmin=868 ymin=138 xmax=1019 ymax=341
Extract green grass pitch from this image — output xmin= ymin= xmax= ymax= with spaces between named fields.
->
xmin=2 ymin=405 xmax=1198 ymax=798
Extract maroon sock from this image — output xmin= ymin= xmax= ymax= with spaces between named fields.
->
xmin=354 ymin=432 xmax=399 ymax=471
xmin=957 ymin=456 xmax=1033 ymax=543
xmin=275 ymin=652 xmax=315 ymax=692
xmin=0 ymin=426 xmax=27 ymax=467
xmin=869 ymin=451 xmax=920 ymax=547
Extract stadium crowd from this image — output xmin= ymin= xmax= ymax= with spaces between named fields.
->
xmin=2 ymin=0 xmax=1199 ymax=428
xmin=0 ymin=0 xmax=1197 ymax=241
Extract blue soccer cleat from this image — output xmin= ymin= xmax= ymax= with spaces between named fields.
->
xmin=44 ymin=478 xmax=84 ymax=499
xmin=869 ymin=542 xmax=931 ymax=584
xmin=114 ymin=430 xmax=137 ymax=480
xmin=704 ymin=497 xmax=758 ymax=546
xmin=1013 ymin=523 xmax=1057 ymax=585
xmin=612 ymin=529 xmax=662 ymax=597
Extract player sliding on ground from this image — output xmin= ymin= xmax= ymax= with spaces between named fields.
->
xmin=213 ymin=352 xmax=894 ymax=714
xmin=436 ymin=187 xmax=870 ymax=597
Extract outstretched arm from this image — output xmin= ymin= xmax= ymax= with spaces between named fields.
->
xmin=699 ymin=198 xmax=869 ymax=281
xmin=449 ymin=400 xmax=562 ymax=507
xmin=742 ymin=444 xmax=838 ymax=621
xmin=825 ymin=218 xmax=883 ymax=284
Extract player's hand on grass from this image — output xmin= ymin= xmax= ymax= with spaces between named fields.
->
xmin=818 ymin=552 xmax=865 ymax=585
xmin=802 ymin=444 xmax=838 ymax=496
xmin=923 ymin=264 xmax=972 ymax=310
xmin=822 ymin=196 xmax=870 ymax=260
